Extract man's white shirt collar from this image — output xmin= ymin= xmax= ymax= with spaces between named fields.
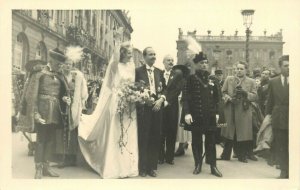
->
xmin=281 ymin=74 xmax=289 ymax=85
xmin=146 ymin=64 xmax=154 ymax=71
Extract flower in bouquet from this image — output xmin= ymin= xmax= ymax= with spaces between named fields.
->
xmin=116 ymin=79 xmax=155 ymax=153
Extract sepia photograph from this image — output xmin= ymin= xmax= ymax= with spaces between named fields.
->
xmin=1 ymin=0 xmax=300 ymax=189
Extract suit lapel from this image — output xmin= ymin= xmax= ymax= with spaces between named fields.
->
xmin=140 ymin=65 xmax=149 ymax=85
xmin=154 ymin=68 xmax=160 ymax=92
xmin=274 ymin=77 xmax=288 ymax=100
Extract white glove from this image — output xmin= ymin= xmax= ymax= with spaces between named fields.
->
xmin=216 ymin=114 xmax=219 ymax=123
xmin=185 ymin=114 xmax=193 ymax=125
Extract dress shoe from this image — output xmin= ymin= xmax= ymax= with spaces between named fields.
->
xmin=34 ymin=163 xmax=43 ymax=179
xmin=238 ymin=157 xmax=248 ymax=163
xmin=217 ymin=156 xmax=230 ymax=161
xmin=139 ymin=171 xmax=147 ymax=177
xmin=174 ymin=149 xmax=185 ymax=157
xmin=211 ymin=166 xmax=223 ymax=177
xmin=193 ymin=164 xmax=202 ymax=175
xmin=247 ymin=154 xmax=258 ymax=161
xmin=165 ymin=160 xmax=174 ymax=165
xmin=147 ymin=170 xmax=157 ymax=177
xmin=158 ymin=159 xmax=164 ymax=164
xmin=278 ymin=170 xmax=288 ymax=179
xmin=183 ymin=142 xmax=189 ymax=149
xmin=43 ymin=162 xmax=59 ymax=177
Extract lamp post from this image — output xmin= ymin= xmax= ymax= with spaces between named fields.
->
xmin=241 ymin=9 xmax=255 ymax=65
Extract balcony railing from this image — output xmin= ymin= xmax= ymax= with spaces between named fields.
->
xmin=66 ymin=25 xmax=107 ymax=58
xmin=180 ymin=35 xmax=283 ymax=42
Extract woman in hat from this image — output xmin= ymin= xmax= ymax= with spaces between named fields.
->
xmin=54 ymin=49 xmax=88 ymax=168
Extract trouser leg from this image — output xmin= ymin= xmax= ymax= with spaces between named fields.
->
xmin=221 ymin=138 xmax=233 ymax=159
xmin=205 ymin=131 xmax=216 ymax=166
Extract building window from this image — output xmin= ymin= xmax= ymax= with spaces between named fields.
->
xmin=35 ymin=42 xmax=47 ymax=61
xmin=14 ymin=33 xmax=29 ymax=71
xmin=269 ymin=51 xmax=275 ymax=59
xmin=93 ymin=13 xmax=96 ymax=37
xmin=106 ymin=11 xmax=110 ymax=28
xmin=104 ymin=41 xmax=108 ymax=56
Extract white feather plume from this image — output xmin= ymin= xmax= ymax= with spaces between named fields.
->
xmin=185 ymin=35 xmax=202 ymax=54
xmin=65 ymin=46 xmax=84 ymax=63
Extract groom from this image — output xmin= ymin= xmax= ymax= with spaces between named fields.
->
xmin=136 ymin=47 xmax=166 ymax=177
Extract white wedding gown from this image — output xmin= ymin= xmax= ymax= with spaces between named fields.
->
xmin=78 ymin=61 xmax=139 ymax=178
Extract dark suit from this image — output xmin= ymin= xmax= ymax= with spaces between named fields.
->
xmin=266 ymin=75 xmax=289 ymax=173
xmin=135 ymin=65 xmax=166 ymax=172
xmin=159 ymin=68 xmax=185 ymax=162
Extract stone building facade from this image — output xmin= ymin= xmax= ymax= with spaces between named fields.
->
xmin=177 ymin=29 xmax=285 ymax=76
xmin=12 ymin=10 xmax=134 ymax=80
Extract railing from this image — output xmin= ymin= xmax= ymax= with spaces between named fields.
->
xmin=180 ymin=35 xmax=283 ymax=42
xmin=66 ymin=25 xmax=107 ymax=58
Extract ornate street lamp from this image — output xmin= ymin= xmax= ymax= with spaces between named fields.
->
xmin=241 ymin=9 xmax=255 ymax=65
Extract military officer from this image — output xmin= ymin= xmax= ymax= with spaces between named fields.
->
xmin=182 ymin=52 xmax=222 ymax=177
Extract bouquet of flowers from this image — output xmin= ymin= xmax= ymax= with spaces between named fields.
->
xmin=116 ymin=79 xmax=155 ymax=153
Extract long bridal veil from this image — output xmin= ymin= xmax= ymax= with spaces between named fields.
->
xmin=78 ymin=40 xmax=121 ymax=142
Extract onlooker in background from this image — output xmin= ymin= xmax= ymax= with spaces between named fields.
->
xmin=86 ymin=81 xmax=100 ymax=114
xmin=265 ymin=55 xmax=289 ymax=179
xmin=219 ymin=61 xmax=258 ymax=163
xmin=257 ymin=69 xmax=271 ymax=115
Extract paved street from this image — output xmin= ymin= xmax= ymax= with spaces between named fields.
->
xmin=12 ymin=132 xmax=279 ymax=179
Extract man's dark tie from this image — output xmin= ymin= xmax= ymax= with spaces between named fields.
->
xmin=284 ymin=76 xmax=288 ymax=87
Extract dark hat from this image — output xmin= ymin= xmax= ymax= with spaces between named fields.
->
xmin=172 ymin=64 xmax=190 ymax=78
xmin=193 ymin=52 xmax=208 ymax=63
xmin=25 ymin=59 xmax=47 ymax=72
xmin=279 ymin=55 xmax=289 ymax=62
xmin=215 ymin=69 xmax=223 ymax=75
xmin=49 ymin=48 xmax=66 ymax=62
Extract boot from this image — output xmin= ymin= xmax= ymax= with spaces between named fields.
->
xmin=34 ymin=163 xmax=43 ymax=179
xmin=174 ymin=143 xmax=185 ymax=157
xmin=43 ymin=162 xmax=59 ymax=177
xmin=192 ymin=144 xmax=202 ymax=175
xmin=211 ymin=165 xmax=223 ymax=177
xmin=28 ymin=142 xmax=35 ymax=156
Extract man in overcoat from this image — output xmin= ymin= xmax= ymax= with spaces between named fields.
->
xmin=182 ymin=52 xmax=222 ymax=177
xmin=220 ymin=61 xmax=258 ymax=163
xmin=135 ymin=47 xmax=167 ymax=177
xmin=18 ymin=48 xmax=71 ymax=179
xmin=265 ymin=55 xmax=289 ymax=178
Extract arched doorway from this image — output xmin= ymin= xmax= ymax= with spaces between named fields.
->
xmin=35 ymin=41 xmax=47 ymax=61
xmin=13 ymin=32 xmax=29 ymax=71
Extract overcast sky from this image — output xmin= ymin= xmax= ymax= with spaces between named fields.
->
xmin=128 ymin=0 xmax=300 ymax=69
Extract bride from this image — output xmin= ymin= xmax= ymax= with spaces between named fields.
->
xmin=78 ymin=29 xmax=139 ymax=178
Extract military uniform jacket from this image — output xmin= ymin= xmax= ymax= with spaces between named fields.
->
xmin=17 ymin=67 xmax=71 ymax=133
xmin=182 ymin=71 xmax=219 ymax=132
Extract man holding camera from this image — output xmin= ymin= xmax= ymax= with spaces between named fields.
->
xmin=219 ymin=61 xmax=258 ymax=163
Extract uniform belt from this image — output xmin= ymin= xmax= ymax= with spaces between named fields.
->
xmin=38 ymin=94 xmax=60 ymax=100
